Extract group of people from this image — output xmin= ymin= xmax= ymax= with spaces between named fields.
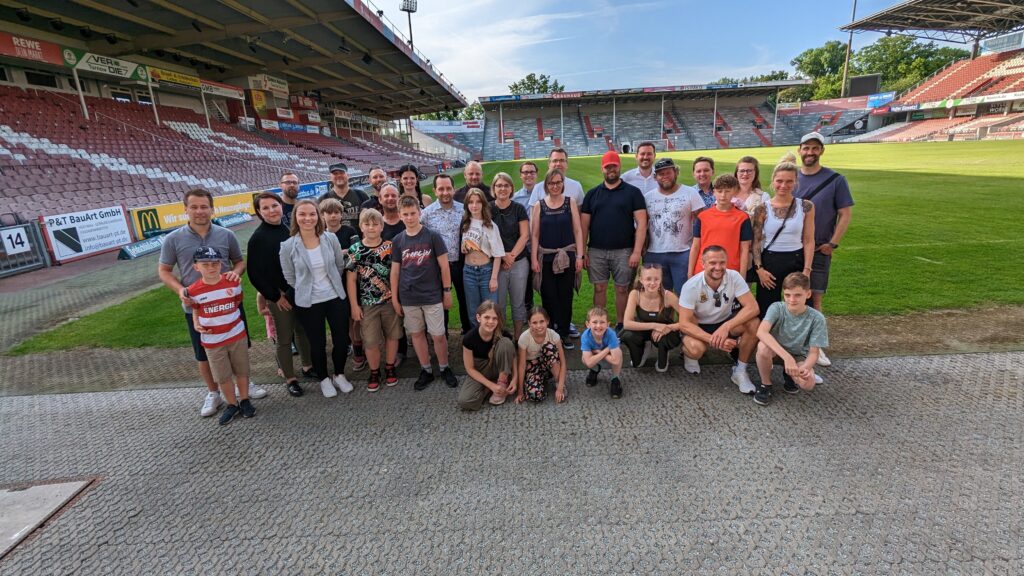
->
xmin=158 ymin=131 xmax=853 ymax=424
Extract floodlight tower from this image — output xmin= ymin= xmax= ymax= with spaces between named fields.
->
xmin=400 ymin=0 xmax=417 ymax=50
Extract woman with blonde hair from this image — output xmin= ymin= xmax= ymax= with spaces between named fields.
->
xmin=619 ymin=264 xmax=683 ymax=372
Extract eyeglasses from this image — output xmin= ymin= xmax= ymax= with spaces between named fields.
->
xmin=520 ymin=170 xmax=537 ymax=175
xmin=549 ymin=180 xmax=564 ymax=186
xmin=281 ymin=180 xmax=299 ymax=185
xmin=736 ymin=169 xmax=755 ymax=175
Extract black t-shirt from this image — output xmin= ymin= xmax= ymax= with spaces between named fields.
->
xmin=327 ymin=224 xmax=360 ymax=250
xmin=490 ymin=201 xmax=529 ymax=261
xmin=455 ymin=183 xmax=493 ymax=204
xmin=319 ymin=188 xmax=369 ymax=229
xmin=580 ymin=180 xmax=646 ymax=250
xmin=381 ymin=218 xmax=405 ymax=242
xmin=462 ymin=327 xmax=513 ymax=360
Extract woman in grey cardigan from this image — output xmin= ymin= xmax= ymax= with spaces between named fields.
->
xmin=280 ymin=199 xmax=354 ymax=397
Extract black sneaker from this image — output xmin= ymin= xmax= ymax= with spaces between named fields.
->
xmin=563 ymin=339 xmax=575 ymax=351
xmin=783 ymin=373 xmax=800 ymax=394
xmin=614 ymin=323 xmax=624 ymax=336
xmin=239 ymin=399 xmax=256 ymax=418
xmin=753 ymin=384 xmax=772 ymax=406
xmin=219 ymin=404 xmax=241 ymax=425
xmin=440 ymin=367 xmax=459 ymax=388
xmin=301 ymin=367 xmax=316 ymax=380
xmin=585 ymin=368 xmax=599 ymax=387
xmin=287 ymin=381 xmax=304 ymax=397
xmin=609 ymin=377 xmax=622 ymax=399
xmin=414 ymin=369 xmax=434 ymax=391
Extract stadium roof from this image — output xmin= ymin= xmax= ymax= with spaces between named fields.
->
xmin=0 ymin=0 xmax=466 ymax=119
xmin=478 ymin=80 xmax=811 ymax=107
xmin=841 ymin=0 xmax=1024 ymax=45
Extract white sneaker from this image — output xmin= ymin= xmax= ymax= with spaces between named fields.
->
xmin=320 ymin=377 xmax=338 ymax=398
xmin=200 ymin=391 xmax=222 ymax=417
xmin=333 ymin=374 xmax=354 ymax=394
xmin=236 ymin=381 xmax=268 ymax=400
xmin=814 ymin=374 xmax=824 ymax=385
xmin=636 ymin=341 xmax=653 ymax=368
xmin=731 ymin=367 xmax=756 ymax=394
xmin=683 ymin=356 xmax=701 ymax=374
xmin=816 ymin=349 xmax=832 ymax=367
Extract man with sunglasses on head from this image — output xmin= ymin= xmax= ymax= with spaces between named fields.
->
xmin=677 ymin=245 xmax=760 ymax=395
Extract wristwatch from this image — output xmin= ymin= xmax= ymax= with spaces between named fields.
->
xmin=442 ymin=286 xmax=452 ymax=292
xmin=828 ymin=242 xmax=839 ymax=249
xmin=753 ymin=264 xmax=762 ymax=271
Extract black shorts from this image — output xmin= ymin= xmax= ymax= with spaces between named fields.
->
xmin=697 ymin=310 xmax=739 ymax=336
xmin=811 ymin=251 xmax=831 ymax=293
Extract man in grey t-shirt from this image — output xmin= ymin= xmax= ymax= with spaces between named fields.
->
xmin=157 ymin=189 xmax=264 ymax=417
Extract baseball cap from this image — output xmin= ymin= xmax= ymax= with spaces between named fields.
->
xmin=653 ymin=158 xmax=676 ymax=172
xmin=601 ymin=151 xmax=620 ymax=168
xmin=193 ymin=246 xmax=221 ymax=263
xmin=329 ymin=162 xmax=348 ymax=173
xmin=800 ymin=131 xmax=825 ymax=146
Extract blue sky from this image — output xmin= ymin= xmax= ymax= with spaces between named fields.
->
xmin=406 ymin=0 xmax=941 ymax=101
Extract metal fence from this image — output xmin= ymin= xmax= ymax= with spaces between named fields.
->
xmin=0 ymin=221 xmax=50 ymax=278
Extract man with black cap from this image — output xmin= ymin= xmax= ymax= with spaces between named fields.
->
xmin=794 ymin=131 xmax=853 ymax=368
xmin=643 ymin=157 xmax=705 ymax=294
xmin=581 ymin=151 xmax=648 ymax=331
xmin=319 ymin=162 xmax=369 ymax=229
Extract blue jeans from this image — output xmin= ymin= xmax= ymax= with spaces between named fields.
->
xmin=643 ymin=250 xmax=690 ymax=295
xmin=463 ymin=262 xmax=496 ymax=328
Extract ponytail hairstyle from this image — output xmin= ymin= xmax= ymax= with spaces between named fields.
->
xmin=634 ymin=263 xmax=666 ymax=311
xmin=474 ymin=300 xmax=505 ymax=366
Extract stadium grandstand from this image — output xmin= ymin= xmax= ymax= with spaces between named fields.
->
xmin=0 ymin=0 xmax=467 ymax=230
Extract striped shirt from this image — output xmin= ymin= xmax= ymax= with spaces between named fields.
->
xmin=188 ymin=276 xmax=247 ymax=348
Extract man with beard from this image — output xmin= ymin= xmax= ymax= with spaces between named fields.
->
xmin=318 ymin=162 xmax=368 ymax=229
xmin=678 ymin=245 xmax=760 ymax=394
xmin=580 ymin=151 xmax=648 ymax=332
xmin=421 ymin=174 xmax=470 ymax=334
xmin=361 ymin=166 xmax=389 ymax=212
xmin=454 ymin=161 xmax=491 ymax=203
xmin=278 ymin=171 xmax=301 ymax=228
xmin=377 ymin=183 xmax=405 ymax=241
xmin=158 ymin=189 xmax=267 ymax=416
xmin=642 ymin=158 xmax=705 ymax=294
xmin=622 ymin=141 xmax=658 ymax=193
xmin=794 ymin=132 xmax=853 ymax=368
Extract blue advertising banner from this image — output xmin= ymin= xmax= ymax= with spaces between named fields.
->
xmin=263 ymin=181 xmax=331 ymax=200
xmin=867 ymin=91 xmax=897 ymax=109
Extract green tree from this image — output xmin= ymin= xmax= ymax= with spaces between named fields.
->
xmin=508 ymin=73 xmax=565 ymax=95
xmin=413 ymin=109 xmax=459 ymax=121
xmin=791 ymin=40 xmax=848 ymax=79
xmin=854 ymin=36 xmax=969 ymax=93
xmin=458 ymin=101 xmax=484 ymax=120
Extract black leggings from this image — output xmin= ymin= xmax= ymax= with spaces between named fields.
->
xmin=756 ymin=249 xmax=804 ymax=318
xmin=295 ymin=297 xmax=351 ymax=379
xmin=540 ymin=256 xmax=575 ymax=339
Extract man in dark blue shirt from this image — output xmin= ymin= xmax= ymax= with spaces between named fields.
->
xmin=581 ymin=151 xmax=648 ymax=331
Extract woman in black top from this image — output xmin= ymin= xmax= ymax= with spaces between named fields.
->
xmin=489 ymin=172 xmax=530 ymax=337
xmin=397 ymin=164 xmax=433 ymax=208
xmin=246 ymin=192 xmax=312 ymax=397
xmin=456 ymin=301 xmax=517 ymax=411
xmin=530 ymin=169 xmax=584 ymax=347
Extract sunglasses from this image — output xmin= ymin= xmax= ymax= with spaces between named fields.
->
xmin=712 ymin=290 xmax=729 ymax=308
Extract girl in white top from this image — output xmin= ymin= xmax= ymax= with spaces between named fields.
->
xmin=752 ymin=161 xmax=815 ymax=318
xmin=516 ymin=306 xmax=567 ymax=403
xmin=460 ymin=188 xmax=506 ymax=328
xmin=280 ymin=199 xmax=354 ymax=397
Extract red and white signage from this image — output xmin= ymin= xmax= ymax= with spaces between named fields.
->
xmin=0 ymin=32 xmax=63 ymax=66
xmin=201 ymin=79 xmax=245 ymax=101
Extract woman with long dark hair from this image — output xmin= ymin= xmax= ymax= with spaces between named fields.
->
xmin=460 ymin=188 xmax=505 ymax=328
xmin=397 ymin=164 xmax=433 ymax=208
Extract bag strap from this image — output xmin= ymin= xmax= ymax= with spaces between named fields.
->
xmin=802 ymin=172 xmax=841 ymax=203
xmin=764 ymin=198 xmax=796 ymax=253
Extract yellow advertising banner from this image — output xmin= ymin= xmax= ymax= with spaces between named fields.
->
xmin=131 ymin=191 xmax=260 ymax=237
xmin=250 ymin=89 xmax=267 ymax=114
xmin=147 ymin=66 xmax=201 ymax=89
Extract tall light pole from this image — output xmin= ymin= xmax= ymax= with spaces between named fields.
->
xmin=400 ymin=1 xmax=417 ymax=49
xmin=841 ymin=0 xmax=858 ymax=97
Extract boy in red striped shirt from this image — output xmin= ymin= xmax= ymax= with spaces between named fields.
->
xmin=188 ymin=246 xmax=255 ymax=425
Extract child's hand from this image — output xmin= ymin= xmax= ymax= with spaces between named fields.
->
xmin=555 ymin=384 xmax=566 ymax=403
xmin=783 ymin=357 xmax=800 ymax=376
xmin=351 ymin=307 xmax=363 ymax=322
xmin=393 ymin=302 xmax=403 ymax=317
xmin=515 ymin=392 xmax=525 ymax=404
xmin=489 ymin=278 xmax=498 ymax=293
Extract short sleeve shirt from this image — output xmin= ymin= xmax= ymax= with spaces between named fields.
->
xmin=644 ymin=185 xmax=705 ymax=253
xmin=159 ymin=223 xmax=241 ymax=312
xmin=391 ymin=227 xmax=448 ymax=306
xmin=692 ymin=207 xmax=753 ymax=273
xmin=463 ymin=327 xmax=510 ymax=360
xmin=580 ymin=181 xmax=647 ymax=250
xmin=518 ymin=328 xmax=561 ymax=360
xmin=490 ymin=201 xmax=529 ymax=260
xmin=622 ymin=167 xmax=658 ymax=194
xmin=529 ymin=177 xmax=584 ymax=207
xmin=678 ymin=269 xmax=751 ymax=325
xmin=462 ymin=219 xmax=506 ymax=259
xmin=763 ymin=301 xmax=829 ymax=357
xmin=795 ymin=167 xmax=854 ymax=245
xmin=421 ymin=201 xmax=464 ymax=262
xmin=581 ymin=328 xmax=620 ymax=352
xmin=349 ymin=240 xmax=393 ymax=306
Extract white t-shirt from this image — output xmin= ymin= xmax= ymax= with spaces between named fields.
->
xmin=679 ymin=269 xmax=750 ymax=324
xmin=518 ymin=328 xmax=561 ymax=360
xmin=462 ymin=218 xmax=506 ymax=258
xmin=306 ymin=247 xmax=336 ymax=304
xmin=644 ymin=185 xmax=705 ymax=254
xmin=528 ymin=176 xmax=584 ymax=207
xmin=622 ymin=167 xmax=657 ymax=194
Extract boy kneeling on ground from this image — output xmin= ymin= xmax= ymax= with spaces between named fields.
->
xmin=581 ymin=307 xmax=624 ymax=399
xmin=753 ymin=272 xmax=829 ymax=406
xmin=189 ymin=246 xmax=255 ymax=425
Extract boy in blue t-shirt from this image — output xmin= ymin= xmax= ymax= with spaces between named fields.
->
xmin=753 ymin=272 xmax=829 ymax=406
xmin=580 ymin=307 xmax=624 ymax=399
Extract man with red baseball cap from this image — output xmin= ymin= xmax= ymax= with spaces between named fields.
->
xmin=580 ymin=151 xmax=648 ymax=331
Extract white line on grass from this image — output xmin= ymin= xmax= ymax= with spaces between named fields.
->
xmin=845 ymin=239 xmax=1022 ymax=250
xmin=914 ymin=256 xmax=944 ymax=264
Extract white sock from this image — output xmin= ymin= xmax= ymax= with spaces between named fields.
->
xmin=735 ymin=361 xmax=748 ymax=372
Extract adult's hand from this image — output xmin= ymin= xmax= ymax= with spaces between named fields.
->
xmin=393 ymin=301 xmax=403 ymax=317
xmin=628 ymin=251 xmax=641 ymax=269
xmin=177 ymin=287 xmax=193 ymax=306
xmin=710 ymin=325 xmax=731 ymax=349
xmin=757 ymin=268 xmax=776 ymax=290
xmin=816 ymin=244 xmax=834 ymax=256
xmin=224 ymin=271 xmax=241 ymax=283
xmin=275 ymin=295 xmax=292 ymax=312
xmin=532 ymin=259 xmax=541 ymax=274
xmin=442 ymin=292 xmax=453 ymax=310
